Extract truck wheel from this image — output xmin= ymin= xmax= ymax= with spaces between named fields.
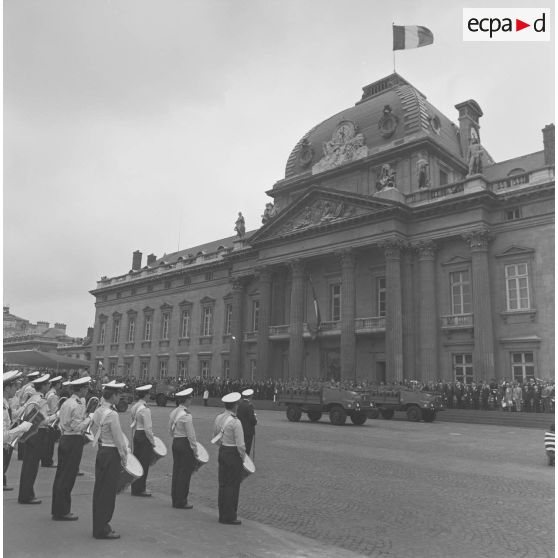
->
xmin=368 ymin=409 xmax=380 ymax=419
xmin=156 ymin=394 xmax=167 ymax=407
xmin=380 ymin=409 xmax=394 ymax=420
xmin=422 ymin=410 xmax=437 ymax=422
xmin=406 ymin=406 xmax=422 ymax=422
xmin=307 ymin=411 xmax=322 ymax=422
xmin=116 ymin=400 xmax=128 ymax=413
xmin=350 ymin=412 xmax=367 ymax=425
xmin=329 ymin=407 xmax=347 ymax=426
xmin=286 ymin=406 xmax=302 ymax=422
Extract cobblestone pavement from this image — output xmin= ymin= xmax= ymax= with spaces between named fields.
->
xmin=56 ymin=405 xmax=557 ymax=558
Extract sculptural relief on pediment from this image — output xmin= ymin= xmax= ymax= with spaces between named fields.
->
xmin=276 ymin=198 xmax=367 ymax=234
xmin=312 ymin=121 xmax=368 ymax=175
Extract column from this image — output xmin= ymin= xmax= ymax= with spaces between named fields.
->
xmin=256 ymin=267 xmax=272 ymax=380
xmin=340 ymin=250 xmax=356 ymax=380
xmin=383 ymin=240 xmax=404 ymax=383
xmin=401 ymin=247 xmax=415 ymax=380
xmin=463 ymin=229 xmax=495 ymax=381
xmin=229 ymin=279 xmax=244 ymax=380
xmin=288 ymin=260 xmax=305 ymax=380
xmin=416 ymin=241 xmax=438 ymax=382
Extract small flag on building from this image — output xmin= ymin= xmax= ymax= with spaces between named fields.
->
xmin=307 ymin=275 xmax=322 ymax=340
xmin=393 ymin=25 xmax=434 ymax=51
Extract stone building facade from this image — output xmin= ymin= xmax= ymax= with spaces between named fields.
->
xmin=89 ymin=74 xmax=554 ymax=385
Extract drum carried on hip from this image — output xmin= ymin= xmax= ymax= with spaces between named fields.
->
xmin=117 ymin=453 xmax=144 ymax=493
xmin=193 ymin=442 xmax=209 ymax=472
xmin=241 ymin=454 xmax=255 ymax=482
xmin=149 ymin=436 xmax=167 ymax=466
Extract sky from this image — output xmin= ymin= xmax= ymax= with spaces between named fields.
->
xmin=3 ymin=0 xmax=555 ymax=337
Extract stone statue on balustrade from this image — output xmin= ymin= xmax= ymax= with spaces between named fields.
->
xmin=417 ymin=154 xmax=430 ymax=188
xmin=234 ymin=212 xmax=246 ymax=238
xmin=467 ymin=128 xmax=484 ymax=176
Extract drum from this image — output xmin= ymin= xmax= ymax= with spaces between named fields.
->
xmin=241 ymin=454 xmax=255 ymax=482
xmin=193 ymin=442 xmax=209 ymax=472
xmin=149 ymin=436 xmax=167 ymax=466
xmin=117 ymin=453 xmax=144 ymax=493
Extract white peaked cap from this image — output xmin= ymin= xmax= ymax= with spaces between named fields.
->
xmin=222 ymin=392 xmax=241 ymax=403
xmin=175 ymin=387 xmax=193 ymax=397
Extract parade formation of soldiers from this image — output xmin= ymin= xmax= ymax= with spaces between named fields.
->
xmin=3 ymin=369 xmax=257 ymax=539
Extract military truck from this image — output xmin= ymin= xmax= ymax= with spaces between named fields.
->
xmin=277 ymin=385 xmax=376 ymax=425
xmin=150 ymin=381 xmax=177 ymax=406
xmin=367 ymin=386 xmax=444 ymax=422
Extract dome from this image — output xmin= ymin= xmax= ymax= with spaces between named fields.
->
xmin=284 ymin=73 xmax=462 ymax=179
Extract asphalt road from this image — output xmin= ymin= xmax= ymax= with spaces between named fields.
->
xmin=4 ymin=403 xmax=554 ymax=558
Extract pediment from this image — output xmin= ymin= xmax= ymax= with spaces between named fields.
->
xmin=249 ymin=187 xmax=398 ymax=244
xmin=441 ymin=255 xmax=472 ymax=267
xmin=495 ymin=245 xmax=535 ymax=258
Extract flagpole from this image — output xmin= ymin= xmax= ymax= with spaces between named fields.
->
xmin=392 ymin=22 xmax=396 ymax=73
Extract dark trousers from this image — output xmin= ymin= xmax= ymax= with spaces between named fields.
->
xmin=131 ymin=431 xmax=152 ymax=495
xmin=218 ymin=446 xmax=242 ymax=522
xmin=42 ymin=427 xmax=56 ymax=466
xmin=51 ymin=435 xmax=84 ymax=517
xmin=171 ymin=438 xmax=196 ymax=507
xmin=17 ymin=441 xmax=25 ymax=461
xmin=92 ymin=446 xmax=120 ymax=537
xmin=245 ymin=432 xmax=254 ymax=455
xmin=4 ymin=445 xmax=14 ymax=486
xmin=203 ymin=399 xmax=208 ymax=407
xmin=18 ymin=429 xmax=47 ymax=502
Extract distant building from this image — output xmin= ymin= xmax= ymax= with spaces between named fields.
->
xmin=89 ymin=73 xmax=554 ymax=385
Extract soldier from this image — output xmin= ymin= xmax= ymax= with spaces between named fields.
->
xmin=130 ymin=384 xmax=155 ymax=497
xmin=237 ymin=388 xmax=257 ymax=456
xmin=42 ymin=375 xmax=62 ymax=468
xmin=91 ymin=381 xmax=128 ymax=540
xmin=18 ymin=374 xmax=52 ymax=504
xmin=169 ymin=387 xmax=199 ymax=509
xmin=51 ymin=376 xmax=92 ymax=520
xmin=212 ymin=392 xmax=245 ymax=525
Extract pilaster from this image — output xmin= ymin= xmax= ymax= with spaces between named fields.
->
xmin=288 ymin=260 xmax=305 ymax=380
xmin=256 ymin=267 xmax=272 ymax=380
xmin=339 ymin=249 xmax=356 ymax=381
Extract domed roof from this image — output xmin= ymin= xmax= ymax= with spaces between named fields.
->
xmin=285 ymin=73 xmax=462 ymax=179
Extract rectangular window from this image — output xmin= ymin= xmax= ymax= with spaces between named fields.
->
xmin=144 ymin=315 xmax=152 ymax=341
xmin=127 ymin=317 xmax=135 ymax=343
xmin=205 ymin=271 xmax=213 ymax=281
xmin=180 ymin=309 xmax=190 ymax=338
xmin=223 ymin=359 xmax=230 ymax=379
xmin=109 ymin=360 xmax=117 ymax=377
xmin=453 ymin=353 xmax=473 ymax=384
xmin=252 ymin=300 xmax=260 ymax=332
xmin=250 ymin=359 xmax=257 ymax=381
xmin=178 ymin=359 xmax=188 ymax=379
xmin=505 ymin=208 xmax=521 ymax=221
xmin=124 ymin=360 xmax=132 ymax=377
xmin=112 ymin=318 xmax=120 ymax=344
xmin=225 ymin=304 xmax=232 ymax=335
xmin=99 ymin=322 xmax=106 ymax=345
xmin=450 ymin=271 xmax=472 ymax=315
xmin=511 ymin=352 xmax=535 ymax=383
xmin=330 ymin=283 xmax=341 ymax=322
xmin=161 ymin=312 xmax=170 ymax=340
xmin=159 ymin=360 xmax=168 ymax=380
xmin=439 ymin=169 xmax=448 ymax=186
xmin=505 ymin=263 xmax=530 ymax=310
xmin=140 ymin=361 xmax=149 ymax=381
xmin=202 ymin=306 xmax=213 ymax=336
xmin=200 ymin=360 xmax=210 ymax=379
xmin=377 ymin=277 xmax=386 ymax=317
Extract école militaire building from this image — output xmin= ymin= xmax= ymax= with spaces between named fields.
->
xmin=89 ymin=73 xmax=554 ymax=385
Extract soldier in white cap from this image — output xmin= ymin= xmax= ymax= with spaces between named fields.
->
xmin=3 ymin=371 xmax=32 ymax=491
xmin=169 ymin=387 xmax=199 ymax=509
xmin=51 ymin=376 xmax=92 ymax=521
xmin=18 ymin=373 xmax=52 ymax=504
xmin=130 ymin=384 xmax=155 ymax=497
xmin=42 ymin=375 xmax=63 ymax=468
xmin=91 ymin=381 xmax=128 ymax=539
xmin=237 ymin=389 xmax=258 ymax=456
xmin=212 ymin=392 xmax=246 ymax=525
xmin=15 ymin=371 xmax=41 ymax=462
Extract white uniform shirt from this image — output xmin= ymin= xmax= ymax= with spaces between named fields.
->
xmin=59 ymin=394 xmax=90 ymax=436
xmin=91 ymin=400 xmax=128 ymax=459
xmin=169 ymin=405 xmax=198 ymax=456
xmin=212 ymin=410 xmax=246 ymax=459
xmin=131 ymin=400 xmax=154 ymax=445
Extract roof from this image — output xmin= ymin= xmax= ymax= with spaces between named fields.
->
xmin=483 ymin=151 xmax=546 ymax=182
xmin=284 ymin=73 xmax=463 ymax=179
xmin=3 ymin=350 xmax=91 ymax=369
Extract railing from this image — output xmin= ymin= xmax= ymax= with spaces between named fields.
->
xmin=268 ymin=325 xmax=289 ymax=336
xmin=440 ymin=314 xmax=474 ymax=329
xmin=355 ymin=317 xmax=386 ymax=331
xmin=489 ymin=167 xmax=554 ymax=193
xmin=319 ymin=320 xmax=340 ymax=331
xmin=405 ymin=181 xmax=465 ymax=204
xmin=243 ymin=331 xmax=258 ymax=342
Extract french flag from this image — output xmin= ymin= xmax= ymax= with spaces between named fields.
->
xmin=393 ymin=25 xmax=434 ymax=51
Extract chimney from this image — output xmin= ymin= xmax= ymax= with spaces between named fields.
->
xmin=87 ymin=327 xmax=94 ymax=339
xmin=132 ymin=250 xmax=142 ymax=271
xmin=542 ymin=124 xmax=555 ymax=166
xmin=454 ymin=99 xmax=483 ymax=161
xmin=3 ymin=306 xmax=9 ymax=315
xmin=146 ymin=253 xmax=157 ymax=266
xmin=36 ymin=321 xmax=50 ymax=332
xmin=54 ymin=323 xmax=67 ymax=333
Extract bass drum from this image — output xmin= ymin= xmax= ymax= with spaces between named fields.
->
xmin=117 ymin=453 xmax=143 ymax=494
xmin=193 ymin=442 xmax=209 ymax=472
xmin=149 ymin=436 xmax=167 ymax=466
xmin=241 ymin=455 xmax=255 ymax=482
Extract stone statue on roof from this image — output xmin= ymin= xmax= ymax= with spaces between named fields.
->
xmin=234 ymin=212 xmax=246 ymax=238
xmin=261 ymin=202 xmax=278 ymax=225
xmin=467 ymin=128 xmax=484 ymax=176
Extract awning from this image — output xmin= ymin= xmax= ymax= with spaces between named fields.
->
xmin=3 ymin=350 xmax=91 ymax=370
